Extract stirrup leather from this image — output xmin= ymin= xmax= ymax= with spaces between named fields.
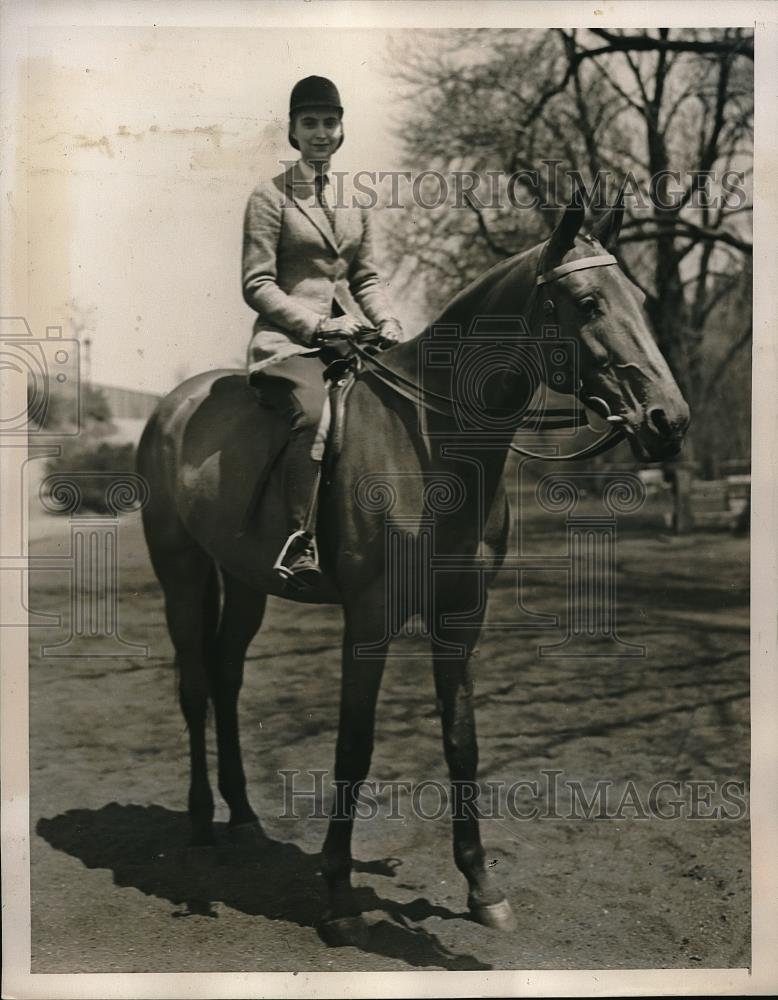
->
xmin=272 ymin=529 xmax=319 ymax=580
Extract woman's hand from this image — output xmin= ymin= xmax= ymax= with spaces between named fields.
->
xmin=316 ymin=314 xmax=363 ymax=340
xmin=378 ymin=319 xmax=403 ymax=343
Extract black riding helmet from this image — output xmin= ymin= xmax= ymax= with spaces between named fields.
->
xmin=288 ymin=75 xmax=344 ymax=151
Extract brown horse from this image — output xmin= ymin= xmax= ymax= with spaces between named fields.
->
xmin=136 ymin=197 xmax=689 ymax=946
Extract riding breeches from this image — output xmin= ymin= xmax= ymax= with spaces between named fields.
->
xmin=249 ymin=354 xmax=328 ymax=532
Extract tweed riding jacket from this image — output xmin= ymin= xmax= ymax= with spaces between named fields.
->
xmin=243 ymin=159 xmax=399 ymax=375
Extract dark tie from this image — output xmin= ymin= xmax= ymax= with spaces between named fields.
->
xmin=314 ymin=174 xmax=337 ymax=236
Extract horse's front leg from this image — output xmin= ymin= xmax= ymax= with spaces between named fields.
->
xmin=432 ymin=596 xmax=516 ymax=931
xmin=319 ymin=595 xmax=388 ymax=947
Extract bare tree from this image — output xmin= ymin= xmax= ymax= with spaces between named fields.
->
xmin=386 ymin=27 xmax=753 ymax=529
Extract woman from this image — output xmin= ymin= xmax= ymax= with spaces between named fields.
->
xmin=243 ymin=75 xmax=403 ymax=588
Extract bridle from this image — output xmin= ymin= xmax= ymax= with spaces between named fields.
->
xmin=347 ymin=250 xmax=629 ymax=463
xmin=508 ymin=250 xmax=628 ymax=461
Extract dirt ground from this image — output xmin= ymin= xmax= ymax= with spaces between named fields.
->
xmin=28 ymin=479 xmax=750 ymax=973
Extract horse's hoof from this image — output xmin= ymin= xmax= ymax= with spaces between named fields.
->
xmin=318 ymin=914 xmax=370 ymax=949
xmin=469 ymin=897 xmax=517 ymax=931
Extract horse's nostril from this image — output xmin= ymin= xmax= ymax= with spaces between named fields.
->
xmin=647 ymin=406 xmax=672 ymax=438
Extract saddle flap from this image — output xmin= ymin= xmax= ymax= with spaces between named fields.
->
xmin=322 ymin=369 xmax=357 ymax=484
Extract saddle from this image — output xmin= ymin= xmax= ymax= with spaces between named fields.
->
xmin=240 ymin=336 xmax=381 ymax=537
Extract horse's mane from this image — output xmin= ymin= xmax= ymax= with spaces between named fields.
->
xmin=413 ymin=241 xmax=544 ymax=339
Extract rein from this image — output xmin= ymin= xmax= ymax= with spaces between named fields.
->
xmin=348 ymin=340 xmax=587 ymax=429
xmin=345 ymin=251 xmax=627 ymax=463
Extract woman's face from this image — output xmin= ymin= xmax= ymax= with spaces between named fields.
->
xmin=291 ymin=108 xmax=343 ymax=164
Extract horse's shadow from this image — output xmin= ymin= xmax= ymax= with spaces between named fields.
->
xmin=36 ymin=803 xmax=491 ymax=971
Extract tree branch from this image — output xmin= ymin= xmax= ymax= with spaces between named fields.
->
xmin=619 ymin=220 xmax=752 ymax=255
xmin=588 ymin=56 xmax=645 ymax=114
xmin=702 ymin=326 xmax=752 ymax=399
xmin=463 ymin=194 xmax=519 ymax=257
xmin=587 ymin=28 xmax=753 ymax=60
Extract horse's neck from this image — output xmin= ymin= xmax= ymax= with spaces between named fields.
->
xmin=387 ymin=243 xmax=541 ymax=406
xmin=372 ymin=245 xmax=540 ymax=490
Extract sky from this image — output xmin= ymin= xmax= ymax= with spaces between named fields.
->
xmin=16 ymin=25 xmax=425 ymax=394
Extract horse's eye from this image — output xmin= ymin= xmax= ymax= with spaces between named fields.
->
xmin=579 ymin=296 xmax=598 ymax=317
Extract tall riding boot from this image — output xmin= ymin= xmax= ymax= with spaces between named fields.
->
xmin=272 ymin=424 xmax=323 ymax=589
xmin=248 ymin=355 xmax=328 ymax=589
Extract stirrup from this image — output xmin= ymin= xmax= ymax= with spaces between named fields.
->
xmin=272 ymin=528 xmax=319 ymax=580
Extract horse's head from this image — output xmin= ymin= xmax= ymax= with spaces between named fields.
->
xmin=534 ymin=194 xmax=690 ymax=461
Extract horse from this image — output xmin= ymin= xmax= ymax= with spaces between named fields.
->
xmin=136 ymin=194 xmax=689 ymax=947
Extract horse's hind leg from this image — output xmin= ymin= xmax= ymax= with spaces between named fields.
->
xmin=206 ymin=571 xmax=267 ymax=833
xmin=153 ymin=541 xmax=220 ymax=846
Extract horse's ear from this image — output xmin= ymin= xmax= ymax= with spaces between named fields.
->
xmin=591 ymin=178 xmax=627 ymax=250
xmin=540 ymin=190 xmax=585 ymax=271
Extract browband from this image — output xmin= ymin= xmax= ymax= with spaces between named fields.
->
xmin=536 ymin=254 xmax=618 ymax=286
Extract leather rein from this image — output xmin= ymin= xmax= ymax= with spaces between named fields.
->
xmin=345 ymin=252 xmax=627 ymax=463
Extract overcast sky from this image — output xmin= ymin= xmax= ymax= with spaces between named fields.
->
xmin=19 ymin=25 xmax=423 ymax=394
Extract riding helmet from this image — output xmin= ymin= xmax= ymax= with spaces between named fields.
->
xmin=288 ymin=75 xmax=344 ymax=151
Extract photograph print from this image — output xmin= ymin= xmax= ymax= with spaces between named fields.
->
xmin=1 ymin=3 xmax=772 ymax=996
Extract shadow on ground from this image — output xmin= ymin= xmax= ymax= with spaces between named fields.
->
xmin=37 ymin=802 xmax=490 ymax=971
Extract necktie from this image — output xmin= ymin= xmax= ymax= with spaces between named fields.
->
xmin=314 ymin=174 xmax=337 ymax=236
